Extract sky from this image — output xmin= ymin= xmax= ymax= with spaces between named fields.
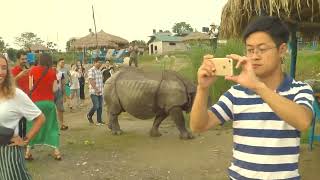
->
xmin=0 ymin=0 xmax=227 ymax=51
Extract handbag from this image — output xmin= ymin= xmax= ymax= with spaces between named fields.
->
xmin=0 ymin=126 xmax=14 ymax=145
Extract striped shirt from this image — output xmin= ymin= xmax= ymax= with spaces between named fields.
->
xmin=210 ymin=75 xmax=314 ymax=180
xmin=88 ymin=66 xmax=104 ymax=95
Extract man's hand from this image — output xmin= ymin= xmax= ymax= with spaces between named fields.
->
xmin=17 ymin=69 xmax=30 ymax=77
xmin=9 ymin=136 xmax=28 ymax=147
xmin=197 ymin=54 xmax=218 ymax=90
xmin=225 ymin=54 xmax=263 ymax=91
xmin=95 ymin=88 xmax=101 ymax=95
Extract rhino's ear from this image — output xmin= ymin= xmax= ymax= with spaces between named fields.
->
xmin=186 ymin=81 xmax=196 ymax=94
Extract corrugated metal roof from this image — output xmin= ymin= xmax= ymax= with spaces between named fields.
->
xmin=153 ymin=35 xmax=183 ymax=42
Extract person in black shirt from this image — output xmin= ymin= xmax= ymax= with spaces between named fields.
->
xmin=101 ymin=60 xmax=114 ymax=83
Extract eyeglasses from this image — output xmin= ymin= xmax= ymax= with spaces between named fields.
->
xmin=246 ymin=46 xmax=277 ymax=56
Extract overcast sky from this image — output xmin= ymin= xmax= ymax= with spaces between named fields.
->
xmin=1 ymin=0 xmax=227 ymax=51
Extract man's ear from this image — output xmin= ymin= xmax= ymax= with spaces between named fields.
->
xmin=279 ymin=43 xmax=288 ymax=58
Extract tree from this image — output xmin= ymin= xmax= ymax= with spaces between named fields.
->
xmin=15 ymin=32 xmax=44 ymax=50
xmin=172 ymin=22 xmax=193 ymax=36
xmin=46 ymin=41 xmax=57 ymax=52
xmin=6 ymin=48 xmax=18 ymax=61
xmin=0 ymin=37 xmax=8 ymax=53
xmin=66 ymin=38 xmax=77 ymax=51
xmin=130 ymin=40 xmax=147 ymax=47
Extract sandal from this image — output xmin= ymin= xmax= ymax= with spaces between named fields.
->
xmin=25 ymin=153 xmax=34 ymax=161
xmin=52 ymin=152 xmax=62 ymax=161
xmin=60 ymin=125 xmax=69 ymax=131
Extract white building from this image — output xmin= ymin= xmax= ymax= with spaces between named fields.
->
xmin=148 ymin=32 xmax=186 ymax=55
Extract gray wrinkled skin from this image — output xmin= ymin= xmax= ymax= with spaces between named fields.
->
xmin=104 ymin=67 xmax=196 ymax=139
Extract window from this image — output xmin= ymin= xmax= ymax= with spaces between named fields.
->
xmin=154 ymin=46 xmax=157 ymax=51
xmin=169 ymin=42 xmax=176 ymax=46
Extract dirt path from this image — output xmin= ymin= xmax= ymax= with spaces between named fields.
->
xmin=27 ymin=101 xmax=320 ymax=180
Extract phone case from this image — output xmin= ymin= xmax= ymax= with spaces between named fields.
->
xmin=211 ymin=58 xmax=234 ymax=76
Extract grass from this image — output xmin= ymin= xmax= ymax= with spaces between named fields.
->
xmin=282 ymin=50 xmax=320 ymax=144
xmin=283 ymin=50 xmax=320 ymax=81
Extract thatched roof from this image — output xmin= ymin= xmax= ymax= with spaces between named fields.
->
xmin=220 ymin=0 xmax=320 ymax=39
xmin=29 ymin=44 xmax=49 ymax=51
xmin=182 ymin=32 xmax=211 ymax=42
xmin=72 ymin=30 xmax=129 ymax=49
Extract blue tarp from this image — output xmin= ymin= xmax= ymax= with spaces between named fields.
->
xmin=27 ymin=53 xmax=36 ymax=64
xmin=113 ymin=49 xmax=128 ymax=63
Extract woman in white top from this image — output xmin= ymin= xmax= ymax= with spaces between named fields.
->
xmin=69 ymin=63 xmax=80 ymax=111
xmin=0 ymin=55 xmax=45 ymax=180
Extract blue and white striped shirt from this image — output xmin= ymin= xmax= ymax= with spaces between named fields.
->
xmin=210 ymin=75 xmax=314 ymax=180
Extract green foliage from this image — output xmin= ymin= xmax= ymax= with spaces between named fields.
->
xmin=209 ymin=39 xmax=245 ymax=102
xmin=185 ymin=39 xmax=245 ymax=102
xmin=187 ymin=45 xmax=212 ymax=81
xmin=294 ymin=51 xmax=320 ymax=81
xmin=0 ymin=37 xmax=8 ymax=53
xmin=51 ymin=51 xmax=80 ymax=64
xmin=46 ymin=41 xmax=58 ymax=52
xmin=6 ymin=48 xmax=18 ymax=61
xmin=214 ymin=39 xmax=245 ymax=57
xmin=15 ymin=32 xmax=44 ymax=49
xmin=172 ymin=22 xmax=193 ymax=36
xmin=130 ymin=40 xmax=147 ymax=47
xmin=66 ymin=38 xmax=77 ymax=52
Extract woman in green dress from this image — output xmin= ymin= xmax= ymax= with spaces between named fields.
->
xmin=26 ymin=54 xmax=62 ymax=160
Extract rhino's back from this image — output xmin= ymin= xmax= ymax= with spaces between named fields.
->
xmin=157 ymin=71 xmax=189 ymax=111
xmin=114 ymin=69 xmax=163 ymax=119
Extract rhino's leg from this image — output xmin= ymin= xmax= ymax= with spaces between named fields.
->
xmin=150 ymin=113 xmax=167 ymax=137
xmin=109 ymin=113 xmax=123 ymax=135
xmin=170 ymin=107 xmax=194 ymax=140
xmin=107 ymin=103 xmax=123 ymax=135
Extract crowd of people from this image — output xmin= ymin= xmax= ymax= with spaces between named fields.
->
xmin=0 ymin=47 xmax=121 ymax=179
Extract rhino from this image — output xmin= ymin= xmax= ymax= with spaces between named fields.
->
xmin=104 ymin=67 xmax=196 ymax=139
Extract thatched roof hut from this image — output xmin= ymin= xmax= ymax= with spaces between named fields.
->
xmin=182 ymin=32 xmax=211 ymax=42
xmin=220 ymin=0 xmax=320 ymax=39
xmin=72 ymin=30 xmax=129 ymax=49
xmin=29 ymin=44 xmax=49 ymax=51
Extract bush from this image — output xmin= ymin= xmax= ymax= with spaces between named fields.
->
xmin=6 ymin=48 xmax=19 ymax=62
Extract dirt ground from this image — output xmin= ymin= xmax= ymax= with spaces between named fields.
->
xmin=25 ymin=99 xmax=320 ymax=180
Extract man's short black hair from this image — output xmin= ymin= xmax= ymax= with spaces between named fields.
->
xmin=16 ymin=51 xmax=27 ymax=59
xmin=94 ymin=57 xmax=101 ymax=63
xmin=58 ymin=58 xmax=64 ymax=62
xmin=242 ymin=16 xmax=289 ymax=47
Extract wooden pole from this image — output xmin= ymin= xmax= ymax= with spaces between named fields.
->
xmin=92 ymin=5 xmax=98 ymax=50
xmin=289 ymin=24 xmax=298 ymax=78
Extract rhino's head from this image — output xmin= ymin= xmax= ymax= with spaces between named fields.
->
xmin=182 ymin=81 xmax=196 ymax=113
xmin=183 ymin=86 xmax=212 ymax=113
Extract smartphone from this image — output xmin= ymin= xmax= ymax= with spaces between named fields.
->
xmin=210 ymin=58 xmax=234 ymax=76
